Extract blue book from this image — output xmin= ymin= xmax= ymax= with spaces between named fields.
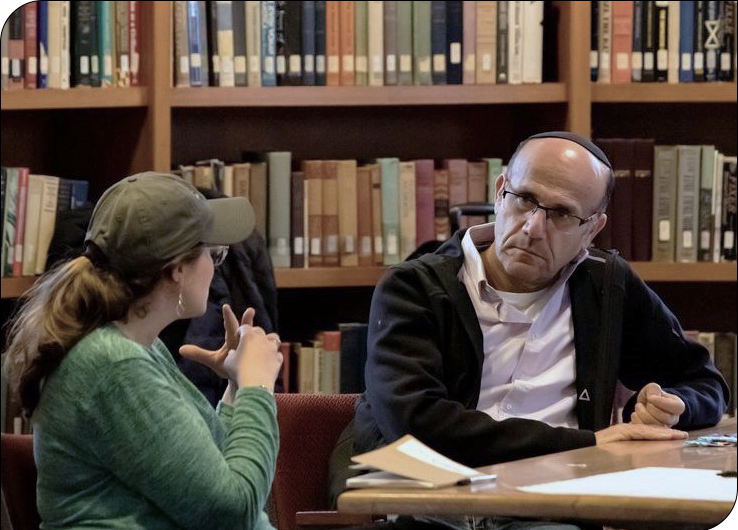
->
xmin=187 ymin=1 xmax=203 ymax=86
xmin=430 ymin=1 xmax=447 ymax=84
xmin=261 ymin=0 xmax=277 ymax=86
xmin=70 ymin=180 xmax=90 ymax=209
xmin=445 ymin=1 xmax=462 ymax=84
xmin=679 ymin=0 xmax=694 ymax=82
xmin=314 ymin=1 xmax=326 ymax=85
xmin=38 ymin=1 xmax=49 ymax=88
xmin=301 ymin=1 xmax=316 ymax=85
xmin=377 ymin=157 xmax=400 ymax=265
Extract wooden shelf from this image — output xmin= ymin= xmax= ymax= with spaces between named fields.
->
xmin=4 ymin=262 xmax=734 ymax=299
xmin=170 ymin=84 xmax=568 ymax=107
xmin=0 ymin=87 xmax=149 ymax=110
xmin=592 ymin=82 xmax=738 ymax=103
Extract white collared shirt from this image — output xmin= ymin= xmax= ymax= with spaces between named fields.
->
xmin=459 ymin=224 xmax=588 ymax=429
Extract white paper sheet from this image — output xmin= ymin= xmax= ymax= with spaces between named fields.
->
xmin=519 ymin=467 xmax=736 ymax=502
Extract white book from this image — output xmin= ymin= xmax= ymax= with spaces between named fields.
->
xmin=368 ymin=1 xmax=384 ymax=86
xmin=507 ymin=0 xmax=523 ymax=84
xmin=521 ymin=0 xmax=543 ymax=83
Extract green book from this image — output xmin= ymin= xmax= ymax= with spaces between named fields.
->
xmin=377 ymin=157 xmax=401 ymax=265
xmin=267 ymin=151 xmax=292 ymax=268
xmin=354 ymin=1 xmax=368 ymax=85
xmin=397 ymin=1 xmax=413 ymax=85
xmin=412 ymin=1 xmax=431 ymax=85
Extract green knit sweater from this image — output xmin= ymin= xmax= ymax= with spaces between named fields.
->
xmin=32 ymin=324 xmax=278 ymax=530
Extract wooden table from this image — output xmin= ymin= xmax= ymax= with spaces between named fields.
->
xmin=338 ymin=419 xmax=737 ymax=529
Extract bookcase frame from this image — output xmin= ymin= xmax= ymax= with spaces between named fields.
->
xmin=1 ymin=1 xmax=736 ymax=334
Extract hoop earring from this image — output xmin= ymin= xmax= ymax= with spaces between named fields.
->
xmin=176 ymin=289 xmax=186 ymax=317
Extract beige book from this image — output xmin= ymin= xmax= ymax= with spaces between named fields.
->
xmin=475 ymin=1 xmax=497 ymax=84
xmin=369 ymin=163 xmax=384 ymax=265
xmin=303 ymin=160 xmax=324 ymax=268
xmin=322 ymin=160 xmax=340 ymax=267
xmin=337 ymin=160 xmax=359 ymax=266
xmin=21 ymin=175 xmax=44 ymax=276
xmin=232 ymin=163 xmax=251 ymax=198
xmin=34 ymin=175 xmax=60 ymax=275
xmin=399 ymin=161 xmax=416 ymax=261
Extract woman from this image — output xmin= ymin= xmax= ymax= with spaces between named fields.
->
xmin=3 ymin=172 xmax=282 ymax=529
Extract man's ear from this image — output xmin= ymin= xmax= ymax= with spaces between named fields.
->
xmin=494 ymin=174 xmax=505 ymax=203
xmin=583 ymin=213 xmax=607 ymax=249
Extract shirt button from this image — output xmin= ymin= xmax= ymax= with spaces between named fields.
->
xmin=504 ymin=403 xmax=513 ymax=412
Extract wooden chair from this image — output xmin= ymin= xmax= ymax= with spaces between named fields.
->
xmin=1 ymin=433 xmax=40 ymax=530
xmin=272 ymin=393 xmax=377 ymax=530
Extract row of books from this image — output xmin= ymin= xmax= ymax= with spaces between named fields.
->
xmin=591 ymin=1 xmax=736 ymax=84
xmin=1 ymin=1 xmax=141 ymax=90
xmin=278 ymin=322 xmax=368 ymax=394
xmin=595 ymin=140 xmax=737 ymax=263
xmin=175 ymin=154 xmax=504 ymax=269
xmin=173 ymin=1 xmax=550 ymax=88
xmin=1 ymin=167 xmax=90 ymax=278
xmin=686 ymin=329 xmax=737 ymax=415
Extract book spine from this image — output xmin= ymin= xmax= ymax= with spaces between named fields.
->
xmin=22 ymin=174 xmax=43 ymax=276
xmin=232 ymin=0 xmax=247 ymax=86
xmin=679 ymin=0 xmax=695 ymax=81
xmin=369 ymin=164 xmax=384 ymax=265
xmin=303 ymin=160 xmax=324 ymax=267
xmin=24 ymin=1 xmax=38 ymax=89
xmin=430 ymin=0 xmax=447 ymax=84
xmin=712 ymin=151 xmax=724 ymax=262
xmin=267 ymin=151 xmax=292 ymax=268
xmin=322 ymin=160 xmax=340 ymax=267
xmin=675 ymin=144 xmax=701 ymax=262
xmin=302 ymin=0 xmax=316 ymax=85
xmin=339 ymin=0 xmax=355 ymax=85
xmin=383 ymin=0 xmax=398 ymax=85
xmin=507 ymin=0 xmax=523 ymax=84
xmin=314 ymin=0 xmax=326 ymax=85
xmin=13 ymin=168 xmax=29 ymax=277
xmin=325 ymin=0 xmax=340 ymax=85
xmin=34 ymin=175 xmax=60 ymax=275
xmin=339 ymin=323 xmax=368 ymax=393
xmin=591 ymin=1 xmax=599 ymax=81
xmin=466 ymin=161 xmax=488 ymax=226
xmin=704 ymin=0 xmax=720 ymax=81
xmin=445 ymin=0 xmax=463 ymax=84
xmin=2 ymin=169 xmax=19 ymax=277
xmin=7 ymin=6 xmax=24 ymax=91
xmin=476 ymin=1 xmax=496 ymax=84
xmin=337 ymin=160 xmax=359 ymax=266
xmin=611 ymin=0 xmax=633 ymax=84
xmin=378 ymin=157 xmax=400 ymax=264
xmin=433 ymin=168 xmax=450 ymax=240
xmin=283 ymin=0 xmax=303 ymax=85
xmin=698 ymin=145 xmax=716 ymax=261
xmin=206 ymin=0 xmax=220 ymax=86
xmin=598 ymin=0 xmax=612 ymax=83
xmin=128 ymin=1 xmax=139 ymax=86
xmin=246 ymin=1 xmax=261 ymax=86
xmin=261 ymin=0 xmax=276 ymax=86
xmin=462 ymin=0 xmax=476 ymax=84
xmin=495 ymin=0 xmax=508 ymax=82
xmin=216 ymin=0 xmax=235 ymax=87
xmin=399 ymin=161 xmax=417 ymax=260
xmin=174 ymin=1 xmax=191 ymax=87
xmin=721 ymin=156 xmax=737 ymax=260
xmin=114 ymin=0 xmax=129 ymax=87
xmin=414 ymin=159 xmax=436 ymax=246
xmin=718 ymin=0 xmax=735 ymax=81
xmin=98 ymin=0 xmax=113 ymax=87
xmin=413 ymin=0 xmax=432 ymax=85
xmin=631 ymin=0 xmax=643 ymax=81
xmin=652 ymin=145 xmax=679 ymax=261
xmin=396 ymin=0 xmax=413 ymax=85
xmin=187 ymin=0 xmax=203 ymax=86
xmin=357 ymin=166 xmax=374 ymax=266
xmin=631 ymin=138 xmax=655 ymax=261
xmin=654 ymin=0 xmax=669 ymax=81
xmin=521 ymin=0 xmax=543 ymax=84
xmin=354 ymin=1 xmax=368 ymax=85
xmin=291 ymin=170 xmax=306 ymax=268
xmin=367 ymin=0 xmax=384 ymax=86
xmin=667 ymin=0 xmax=680 ymax=83
xmin=642 ymin=0 xmax=656 ymax=81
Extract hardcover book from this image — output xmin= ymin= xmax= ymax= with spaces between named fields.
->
xmin=396 ymin=0 xmax=413 ymax=85
xmin=302 ymin=160 xmax=324 ymax=267
xmin=399 ymin=161 xmax=417 ymax=261
xmin=291 ymin=170 xmax=306 ymax=268
xmin=339 ymin=0 xmax=355 ymax=85
xmin=430 ymin=0 xmax=447 ymax=84
xmin=377 ymin=157 xmax=401 ymax=265
xmin=412 ymin=1 xmax=432 ymax=85
xmin=337 ymin=160 xmax=359 ymax=266
xmin=462 ymin=0 xmax=476 ymax=84
xmin=475 ymin=1 xmax=496 ymax=85
xmin=414 ymin=159 xmax=436 ymax=246
xmin=675 ymin=144 xmax=702 ymax=263
xmin=445 ymin=0 xmax=463 ymax=84
xmin=652 ymin=145 xmax=679 ymax=262
xmin=367 ymin=0 xmax=384 ymax=86
xmin=631 ymin=138 xmax=655 ymax=262
xmin=610 ymin=0 xmax=633 ymax=84
xmin=383 ymin=0 xmax=398 ymax=85
xmin=267 ymin=151 xmax=292 ymax=268
xmin=322 ymin=160 xmax=340 ymax=267
xmin=698 ymin=145 xmax=716 ymax=262
xmin=357 ymin=166 xmax=374 ymax=266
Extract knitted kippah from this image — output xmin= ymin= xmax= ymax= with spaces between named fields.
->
xmin=526 ymin=131 xmax=613 ymax=170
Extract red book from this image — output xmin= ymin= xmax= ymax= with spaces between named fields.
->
xmin=631 ymin=138 xmax=655 ymax=261
xmin=13 ymin=168 xmax=30 ymax=277
xmin=610 ymin=0 xmax=633 ymax=84
xmin=24 ymin=1 xmax=37 ymax=89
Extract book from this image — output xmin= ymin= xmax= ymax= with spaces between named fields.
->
xmin=198 ymin=0 xmax=210 ymax=84
xmin=347 ymin=434 xmax=490 ymax=489
xmin=23 ymin=0 xmax=38 ymax=89
xmin=337 ymin=160 xmax=359 ymax=267
xmin=232 ymin=0 xmax=247 ymax=86
xmin=33 ymin=175 xmax=59 ymax=275
xmin=721 ymin=156 xmax=737 ymax=261
xmin=703 ymin=0 xmax=720 ymax=81
xmin=260 ymin=0 xmax=277 ymax=86
xmin=611 ymin=0 xmax=633 ymax=83
xmin=693 ymin=0 xmax=706 ymax=81
xmin=434 ymin=168 xmax=451 ymax=240
xmin=507 ymin=0 xmax=523 ymax=84
xmin=2 ymin=168 xmax=19 ymax=277
xmin=21 ymin=174 xmax=43 ymax=276
xmin=698 ymin=145 xmax=716 ymax=262
xmin=591 ymin=1 xmax=599 ymax=81
xmin=369 ymin=163 xmax=384 ymax=265
xmin=396 ymin=0 xmax=413 ymax=85
xmin=652 ymin=145 xmax=679 ymax=262
xmin=446 ymin=0 xmax=463 ymax=84
xmin=38 ymin=0 xmax=49 ymax=88
xmin=216 ymin=0 xmax=235 ymax=87
xmin=12 ymin=168 xmax=29 ymax=277
xmin=631 ymin=138 xmax=655 ymax=262
xmin=315 ymin=0 xmax=326 ymax=85
xmin=303 ymin=160 xmax=324 ymax=267
xmin=430 ymin=0 xmax=447 ymax=84
xmin=291 ymin=170 xmax=305 ymax=268
xmin=302 ymin=0 xmax=316 ymax=86
xmin=246 ymin=0 xmax=261 ymax=86
xmin=496 ymin=0 xmax=508 ymax=83
xmin=484 ymin=157 xmax=503 ymax=223
xmin=712 ymin=151 xmax=725 ymax=262
xmin=319 ymin=331 xmax=341 ymax=393
xmin=6 ymin=5 xmax=24 ymax=91
xmin=413 ymin=0 xmax=432 ymax=85
xmin=414 ymin=159 xmax=436 ymax=246
xmin=641 ymin=0 xmax=656 ymax=81
xmin=367 ymin=0 xmax=383 ymax=86
xmin=678 ymin=0 xmax=695 ymax=82
xmin=338 ymin=322 xmax=368 ymax=393
xmin=325 ymin=0 xmax=340 ymax=85
xmin=281 ymin=0 xmax=302 ymax=85
xmin=355 ymin=1 xmax=368 ymax=85
xmin=631 ymin=0 xmax=643 ymax=81
xmin=667 ymin=0 xmax=680 ymax=84
xmin=339 ymin=0 xmax=355 ymax=85
xmin=654 ymin=0 xmax=669 ymax=81
xmin=399 ymin=161 xmax=417 ymax=261
xmin=298 ymin=344 xmax=316 ymax=393
xmin=718 ymin=0 xmax=735 ymax=81
xmin=597 ymin=0 xmax=612 ymax=83
xmin=444 ymin=158 xmax=468 ymax=216
xmin=356 ymin=166 xmax=374 ymax=266
xmin=598 ymin=139 xmax=634 ymax=260
xmin=466 ymin=161 xmax=488 ymax=227
xmin=378 ymin=157 xmax=401 ymax=264
xmin=383 ymin=0 xmax=398 ymax=85
xmin=187 ymin=0 xmax=204 ymax=86
xmin=476 ymin=0 xmax=496 ymax=84
xmin=675 ymin=144 xmax=702 ymax=263
xmin=114 ymin=0 xmax=129 ymax=87
xmin=129 ymin=0 xmax=141 ymax=86
xmin=462 ymin=0 xmax=476 ymax=84
xmin=267 ymin=151 xmax=291 ymax=268
xmin=521 ymin=0 xmax=543 ymax=84
xmin=174 ymin=1 xmax=190 ymax=87
xmin=322 ymin=160 xmax=340 ymax=267
xmin=248 ymin=160 xmax=268 ymax=238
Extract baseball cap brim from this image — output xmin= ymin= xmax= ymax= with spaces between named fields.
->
xmin=204 ymin=197 xmax=255 ymax=246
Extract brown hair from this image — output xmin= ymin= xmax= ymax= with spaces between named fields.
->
xmin=2 ymin=243 xmax=202 ymax=416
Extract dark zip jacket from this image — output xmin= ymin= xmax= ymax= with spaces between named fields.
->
xmin=354 ymin=231 xmax=729 ymax=467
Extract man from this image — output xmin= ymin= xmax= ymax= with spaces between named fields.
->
xmin=352 ymin=132 xmax=728 ymax=528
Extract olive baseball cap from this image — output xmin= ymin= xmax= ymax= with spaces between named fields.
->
xmin=85 ymin=172 xmax=255 ymax=274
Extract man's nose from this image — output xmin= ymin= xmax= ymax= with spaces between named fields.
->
xmin=522 ymin=207 xmax=547 ymax=236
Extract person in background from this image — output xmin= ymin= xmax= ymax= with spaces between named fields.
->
xmin=3 ymin=172 xmax=283 ymax=530
xmin=352 ymin=132 xmax=729 ymax=530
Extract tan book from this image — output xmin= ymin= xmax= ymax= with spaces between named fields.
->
xmin=221 ymin=165 xmax=234 ymax=197
xmin=298 ymin=345 xmax=316 ymax=393
xmin=21 ymin=174 xmax=44 ymax=277
xmin=357 ymin=166 xmax=374 ymax=266
xmin=367 ymin=0 xmax=384 ymax=86
xmin=476 ymin=1 xmax=497 ymax=84
xmin=302 ymin=160 xmax=324 ymax=268
xmin=320 ymin=331 xmax=341 ymax=394
xmin=339 ymin=0 xmax=356 ymax=85
xmin=326 ymin=1 xmax=341 ymax=85
xmin=444 ymin=158 xmax=468 ymax=214
xmin=193 ymin=165 xmax=214 ymax=189
xmin=337 ymin=160 xmax=359 ymax=266
xmin=34 ymin=175 xmax=59 ymax=275
xmin=231 ymin=163 xmax=250 ymax=198
xmin=466 ymin=161 xmax=488 ymax=227
xmin=250 ymin=162 xmax=268 ymax=238
xmin=322 ymin=160 xmax=340 ymax=267
xmin=463 ymin=1 xmax=477 ymax=84
xmin=173 ymin=1 xmax=190 ymax=87
xmin=399 ymin=161 xmax=417 ymax=261
xmin=369 ymin=163 xmax=384 ymax=265
xmin=434 ymin=168 xmax=451 ymax=240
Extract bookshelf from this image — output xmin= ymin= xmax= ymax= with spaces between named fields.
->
xmin=1 ymin=1 xmax=736 ymax=339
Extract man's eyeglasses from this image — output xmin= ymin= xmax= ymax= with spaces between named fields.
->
xmin=207 ymin=245 xmax=229 ymax=266
xmin=501 ymin=189 xmax=599 ymax=234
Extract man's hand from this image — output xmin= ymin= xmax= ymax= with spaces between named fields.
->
xmin=179 ymin=305 xmax=255 ymax=380
xmin=595 ymin=422 xmax=688 ymax=445
xmin=630 ymin=382 xmax=685 ymax=428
